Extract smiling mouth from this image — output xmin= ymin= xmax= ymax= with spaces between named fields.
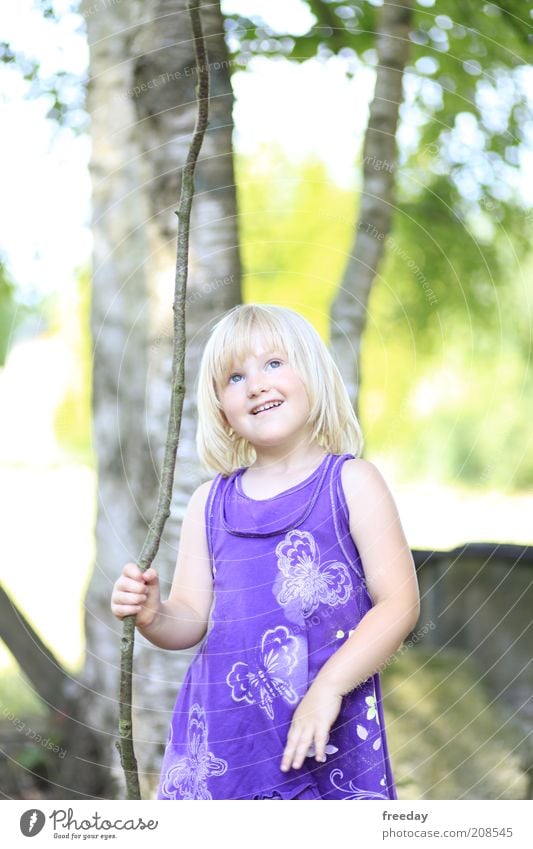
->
xmin=251 ymin=401 xmax=284 ymax=415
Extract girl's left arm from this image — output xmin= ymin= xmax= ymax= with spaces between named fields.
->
xmin=281 ymin=458 xmax=420 ymax=772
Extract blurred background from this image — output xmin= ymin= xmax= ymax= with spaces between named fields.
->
xmin=0 ymin=0 xmax=532 ymax=800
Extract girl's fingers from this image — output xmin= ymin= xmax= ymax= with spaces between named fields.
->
xmin=114 ymin=605 xmax=142 ymax=618
xmin=123 ymin=562 xmax=143 ymax=579
xmin=291 ymin=739 xmax=313 ymax=770
xmin=281 ymin=724 xmax=331 ymax=771
xmin=115 ymin=578 xmax=142 ymax=594
xmin=115 ymin=565 xmax=158 ymax=597
xmin=280 ymin=730 xmax=298 ymax=771
xmin=116 ymin=591 xmax=147 ymax=605
xmin=143 ymin=567 xmax=158 ymax=584
xmin=129 ymin=578 xmax=150 ymax=594
xmin=313 ymin=733 xmax=329 ymax=763
xmin=281 ymin=728 xmax=312 ymax=772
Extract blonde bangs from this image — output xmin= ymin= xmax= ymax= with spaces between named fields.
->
xmin=208 ymin=307 xmax=297 ymax=391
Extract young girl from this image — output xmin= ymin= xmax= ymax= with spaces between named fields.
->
xmin=111 ymin=303 xmax=420 ymax=800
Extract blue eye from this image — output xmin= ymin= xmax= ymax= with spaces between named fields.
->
xmin=228 ymin=373 xmax=242 ymax=384
xmin=268 ymin=359 xmax=282 ymax=369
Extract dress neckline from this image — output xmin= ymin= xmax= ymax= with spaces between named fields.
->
xmin=234 ymin=453 xmax=331 ymax=502
xmin=221 ymin=453 xmax=335 ymax=538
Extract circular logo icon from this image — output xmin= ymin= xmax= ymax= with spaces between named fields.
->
xmin=20 ymin=810 xmax=46 ymax=837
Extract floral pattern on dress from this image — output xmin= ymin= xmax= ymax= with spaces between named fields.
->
xmin=226 ymin=625 xmax=300 ymax=719
xmin=356 ymin=722 xmax=382 ymax=751
xmin=329 ymin=768 xmax=390 ymax=800
xmin=353 ymin=685 xmax=383 ymax=752
xmin=160 ymin=704 xmax=228 ymax=800
xmin=274 ymin=529 xmax=353 ymax=619
xmin=366 ymin=693 xmax=380 ymax=725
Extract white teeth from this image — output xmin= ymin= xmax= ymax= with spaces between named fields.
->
xmin=252 ymin=401 xmax=283 ymax=415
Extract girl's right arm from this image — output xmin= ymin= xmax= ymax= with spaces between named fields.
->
xmin=110 ymin=480 xmax=214 ymax=650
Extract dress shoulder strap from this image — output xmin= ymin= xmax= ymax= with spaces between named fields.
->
xmin=329 ymin=452 xmax=356 ymax=525
xmin=204 ymin=472 xmax=227 ymax=576
xmin=329 ymin=453 xmax=364 ymax=568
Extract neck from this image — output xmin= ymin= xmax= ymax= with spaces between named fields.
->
xmin=249 ymin=441 xmax=328 ymax=475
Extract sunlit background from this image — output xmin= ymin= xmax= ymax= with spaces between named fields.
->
xmin=0 ymin=0 xmax=532 ymax=696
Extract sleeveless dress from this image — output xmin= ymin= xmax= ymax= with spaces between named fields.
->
xmin=157 ymin=453 xmax=398 ymax=800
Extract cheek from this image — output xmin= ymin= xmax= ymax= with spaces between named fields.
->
xmin=293 ymin=378 xmax=311 ymax=405
xmin=217 ymin=393 xmax=240 ymax=424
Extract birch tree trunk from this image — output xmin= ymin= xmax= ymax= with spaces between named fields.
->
xmin=329 ymin=0 xmax=412 ymax=417
xmin=81 ymin=0 xmax=240 ymax=798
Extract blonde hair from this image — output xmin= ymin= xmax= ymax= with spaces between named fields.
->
xmin=196 ymin=304 xmax=363 ymax=475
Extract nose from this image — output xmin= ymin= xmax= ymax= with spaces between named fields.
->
xmin=246 ymin=369 xmax=270 ymax=397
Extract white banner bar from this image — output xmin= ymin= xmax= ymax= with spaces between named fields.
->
xmin=2 ymin=799 xmax=531 ymax=848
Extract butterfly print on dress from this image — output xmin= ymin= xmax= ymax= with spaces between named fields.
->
xmin=274 ymin=529 xmax=353 ymax=618
xmin=160 ymin=704 xmax=228 ymax=800
xmin=226 ymin=625 xmax=300 ymax=719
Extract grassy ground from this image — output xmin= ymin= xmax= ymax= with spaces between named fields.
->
xmin=382 ymin=645 xmax=528 ymax=800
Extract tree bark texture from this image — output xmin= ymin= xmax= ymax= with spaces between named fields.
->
xmin=81 ymin=0 xmax=241 ymax=799
xmin=330 ymin=0 xmax=413 ymax=417
xmin=116 ymin=0 xmax=211 ymax=799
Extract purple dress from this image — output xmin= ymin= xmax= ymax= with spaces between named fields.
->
xmin=157 ymin=453 xmax=397 ymax=800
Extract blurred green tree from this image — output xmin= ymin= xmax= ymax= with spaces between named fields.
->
xmin=0 ymin=262 xmax=18 ymax=366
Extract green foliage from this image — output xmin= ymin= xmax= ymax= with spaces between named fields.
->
xmin=0 ymin=663 xmax=48 ymax=717
xmin=53 ymin=266 xmax=93 ymax=464
xmin=0 ymin=263 xmax=18 ymax=366
xmin=0 ymin=260 xmax=42 ymax=367
xmin=237 ymin=148 xmax=533 ymax=491
xmin=235 ymin=146 xmax=357 ymax=340
xmin=226 ymin=1 xmax=532 ymax=225
xmin=1 ymin=2 xmax=87 ymax=131
xmin=225 ymin=1 xmax=531 ymax=68
xmin=228 ymin=4 xmax=533 ymax=492
xmin=224 ymin=1 xmax=376 ymax=66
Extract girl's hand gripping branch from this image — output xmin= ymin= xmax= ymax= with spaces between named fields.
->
xmin=111 ymin=562 xmax=161 ymax=629
xmin=110 ymin=482 xmax=214 ymax=650
xmin=280 ymin=681 xmax=343 ymax=772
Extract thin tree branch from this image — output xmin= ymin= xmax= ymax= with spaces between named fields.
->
xmin=115 ymin=0 xmax=210 ymax=800
xmin=0 ymin=583 xmax=71 ymax=711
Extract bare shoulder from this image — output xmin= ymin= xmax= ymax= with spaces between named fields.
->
xmin=340 ymin=457 xmax=400 ymax=531
xmin=340 ymin=457 xmax=390 ymax=501
xmin=340 ymin=457 xmax=418 ymax=615
xmin=193 ymin=478 xmax=216 ymax=502
xmin=186 ymin=478 xmax=216 ymax=518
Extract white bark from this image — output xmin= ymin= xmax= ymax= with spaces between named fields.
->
xmin=330 ymin=0 xmax=412 ymax=419
xmin=82 ymin=0 xmax=240 ymax=797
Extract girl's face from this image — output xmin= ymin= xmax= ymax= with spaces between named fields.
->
xmin=216 ymin=334 xmax=314 ymax=454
